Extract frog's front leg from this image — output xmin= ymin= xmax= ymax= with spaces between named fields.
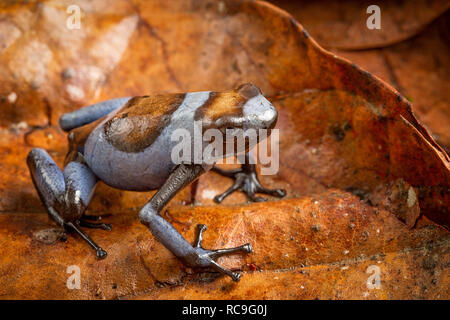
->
xmin=213 ymin=152 xmax=286 ymax=203
xmin=138 ymin=164 xmax=253 ymax=282
xmin=27 ymin=148 xmax=110 ymax=258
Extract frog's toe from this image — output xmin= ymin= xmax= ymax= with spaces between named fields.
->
xmin=81 ymin=214 xmax=102 ymax=221
xmin=96 ymin=247 xmax=108 ymax=259
xmin=64 ymin=221 xmax=108 ymax=260
xmin=190 ymin=224 xmax=252 ymax=282
xmin=209 ymin=260 xmax=242 ymax=282
xmin=79 ymin=219 xmax=112 ymax=231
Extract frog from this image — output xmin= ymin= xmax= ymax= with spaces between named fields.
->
xmin=27 ymin=83 xmax=286 ymax=281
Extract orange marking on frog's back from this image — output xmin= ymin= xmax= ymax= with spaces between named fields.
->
xmin=194 ymin=83 xmax=261 ymax=129
xmin=195 ymin=91 xmax=246 ymax=125
xmin=104 ymin=93 xmax=186 ymax=153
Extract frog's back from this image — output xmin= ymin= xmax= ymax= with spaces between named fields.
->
xmin=84 ymin=91 xmax=211 ymax=191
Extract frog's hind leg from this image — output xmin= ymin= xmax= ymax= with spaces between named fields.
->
xmin=59 ymin=97 xmax=131 ymax=132
xmin=27 ymin=148 xmax=108 ymax=259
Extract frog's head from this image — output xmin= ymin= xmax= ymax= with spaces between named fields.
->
xmin=195 ymin=83 xmax=278 ymax=156
xmin=196 ymin=83 xmax=277 ymax=133
xmin=239 ymin=83 xmax=278 ymax=131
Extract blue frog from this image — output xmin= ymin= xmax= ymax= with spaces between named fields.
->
xmin=27 ymin=83 xmax=285 ymax=281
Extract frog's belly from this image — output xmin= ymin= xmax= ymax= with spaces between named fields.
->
xmin=84 ymin=125 xmax=175 ymax=191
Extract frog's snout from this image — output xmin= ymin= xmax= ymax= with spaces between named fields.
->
xmin=243 ymin=94 xmax=278 ymax=131
xmin=258 ymin=103 xmax=278 ymax=130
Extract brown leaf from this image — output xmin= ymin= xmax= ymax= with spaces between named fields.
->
xmin=334 ymin=12 xmax=450 ymax=152
xmin=270 ymin=0 xmax=450 ymax=50
xmin=0 ymin=0 xmax=448 ymax=299
xmin=367 ymin=179 xmax=420 ymax=228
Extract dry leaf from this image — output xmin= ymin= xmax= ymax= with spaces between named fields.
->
xmin=0 ymin=0 xmax=448 ymax=299
xmin=270 ymin=0 xmax=450 ymax=50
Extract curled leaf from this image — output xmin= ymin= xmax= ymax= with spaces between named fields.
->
xmin=0 ymin=0 xmax=448 ymax=299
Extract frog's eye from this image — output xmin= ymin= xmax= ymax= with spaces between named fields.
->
xmin=237 ymin=83 xmax=261 ymax=99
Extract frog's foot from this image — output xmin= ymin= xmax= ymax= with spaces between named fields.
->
xmin=190 ymin=224 xmax=253 ymax=282
xmin=64 ymin=221 xmax=108 ymax=259
xmin=79 ymin=219 xmax=112 ymax=231
xmin=212 ymin=164 xmax=286 ymax=203
xmin=81 ymin=214 xmax=102 ymax=221
xmin=80 ymin=214 xmax=112 ymax=230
